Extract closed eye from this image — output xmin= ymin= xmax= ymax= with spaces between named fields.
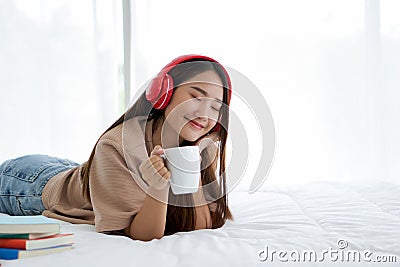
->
xmin=190 ymin=94 xmax=202 ymax=101
xmin=191 ymin=94 xmax=221 ymax=111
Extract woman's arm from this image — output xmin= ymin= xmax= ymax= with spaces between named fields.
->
xmin=124 ymin=186 xmax=169 ymax=241
xmin=124 ymin=145 xmax=171 ymax=241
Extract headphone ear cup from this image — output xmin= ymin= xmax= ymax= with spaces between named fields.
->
xmin=154 ymin=74 xmax=174 ymax=109
xmin=146 ymin=75 xmax=162 ymax=105
xmin=212 ymin=123 xmax=221 ymax=132
xmin=147 ymin=73 xmax=174 ymax=109
xmin=211 ymin=116 xmax=223 ymax=132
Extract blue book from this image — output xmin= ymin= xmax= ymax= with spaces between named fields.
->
xmin=0 ymin=215 xmax=60 ymax=234
xmin=0 ymin=245 xmax=72 ymax=260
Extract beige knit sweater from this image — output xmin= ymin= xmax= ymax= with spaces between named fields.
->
xmin=42 ymin=116 xmax=215 ymax=232
xmin=42 ymin=116 xmax=154 ymax=232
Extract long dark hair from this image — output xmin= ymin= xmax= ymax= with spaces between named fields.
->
xmin=80 ymin=58 xmax=233 ymax=234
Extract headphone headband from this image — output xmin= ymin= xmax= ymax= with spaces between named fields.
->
xmin=146 ymin=54 xmax=232 ymax=110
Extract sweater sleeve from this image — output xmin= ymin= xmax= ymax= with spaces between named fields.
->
xmin=89 ymin=138 xmax=147 ymax=232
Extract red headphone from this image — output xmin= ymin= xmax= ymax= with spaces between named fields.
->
xmin=146 ymin=54 xmax=232 ymax=132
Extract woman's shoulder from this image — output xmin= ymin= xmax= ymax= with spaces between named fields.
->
xmin=99 ymin=116 xmax=148 ymax=145
xmin=95 ymin=116 xmax=149 ymax=164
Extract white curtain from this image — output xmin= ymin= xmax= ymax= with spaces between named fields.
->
xmin=0 ymin=0 xmax=123 ymax=163
xmin=1 ymin=1 xmax=398 ymax=189
xmin=128 ymin=0 xmax=400 ymax=188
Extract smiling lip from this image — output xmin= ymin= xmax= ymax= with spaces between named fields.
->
xmin=186 ymin=118 xmax=205 ymax=130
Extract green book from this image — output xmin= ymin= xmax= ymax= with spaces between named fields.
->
xmin=0 ymin=232 xmax=60 ymax=239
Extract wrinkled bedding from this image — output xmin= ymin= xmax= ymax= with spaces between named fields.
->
xmin=2 ymin=181 xmax=399 ymax=267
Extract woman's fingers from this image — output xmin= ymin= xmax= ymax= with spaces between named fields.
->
xmin=139 ymin=145 xmax=171 ymax=190
xmin=151 ymin=145 xmax=164 ymax=156
xmin=197 ymin=132 xmax=219 ymax=152
xmin=207 ymin=132 xmax=219 ymax=142
xmin=142 ymin=154 xmax=164 ymax=171
xmin=152 ymin=160 xmax=164 ymax=171
xmin=158 ymin=167 xmax=171 ymax=179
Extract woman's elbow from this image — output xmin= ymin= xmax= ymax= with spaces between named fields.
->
xmin=124 ymin=227 xmax=164 ymax=241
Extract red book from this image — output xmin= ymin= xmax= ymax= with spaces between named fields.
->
xmin=0 ymin=234 xmax=74 ymax=250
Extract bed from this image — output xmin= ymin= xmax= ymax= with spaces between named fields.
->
xmin=1 ymin=180 xmax=399 ymax=267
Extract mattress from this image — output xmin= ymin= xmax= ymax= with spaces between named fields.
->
xmin=1 ymin=181 xmax=399 ymax=267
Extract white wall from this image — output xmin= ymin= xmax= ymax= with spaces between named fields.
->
xmin=1 ymin=1 xmax=398 ymax=189
xmin=130 ymin=0 xmax=400 ymax=189
xmin=0 ymin=1 xmax=122 ymax=163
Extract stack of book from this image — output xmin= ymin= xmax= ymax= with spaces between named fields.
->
xmin=0 ymin=215 xmax=74 ymax=260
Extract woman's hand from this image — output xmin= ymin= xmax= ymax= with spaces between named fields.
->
xmin=196 ymin=132 xmax=219 ymax=169
xmin=139 ymin=145 xmax=171 ymax=191
xmin=196 ymin=132 xmax=219 ymax=153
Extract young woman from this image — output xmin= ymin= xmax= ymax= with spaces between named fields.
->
xmin=0 ymin=54 xmax=234 ymax=241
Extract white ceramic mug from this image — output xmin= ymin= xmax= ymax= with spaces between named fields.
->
xmin=161 ymin=146 xmax=201 ymax=195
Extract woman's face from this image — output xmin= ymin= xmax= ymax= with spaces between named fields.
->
xmin=163 ymin=70 xmax=224 ymax=143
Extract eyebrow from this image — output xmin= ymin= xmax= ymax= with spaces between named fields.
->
xmin=190 ymin=86 xmax=223 ymax=104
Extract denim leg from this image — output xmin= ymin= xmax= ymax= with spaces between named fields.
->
xmin=0 ymin=154 xmax=79 ymax=216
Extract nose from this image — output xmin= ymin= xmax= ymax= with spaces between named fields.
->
xmin=192 ymin=99 xmax=218 ymax=121
xmin=193 ymin=104 xmax=209 ymax=120
xmin=193 ymin=109 xmax=208 ymax=120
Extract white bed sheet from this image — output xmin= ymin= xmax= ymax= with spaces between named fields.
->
xmin=1 ymin=181 xmax=400 ymax=267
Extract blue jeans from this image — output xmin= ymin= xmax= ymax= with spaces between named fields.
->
xmin=0 ymin=154 xmax=79 ymax=216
